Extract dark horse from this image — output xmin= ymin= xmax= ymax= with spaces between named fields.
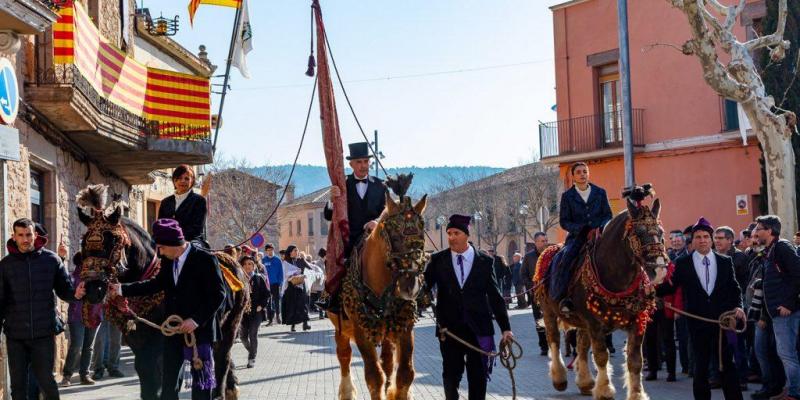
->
xmin=75 ymin=184 xmax=250 ymax=399
xmin=534 ymin=196 xmax=668 ymax=400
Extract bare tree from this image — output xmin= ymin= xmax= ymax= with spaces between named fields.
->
xmin=204 ymin=154 xmax=284 ymax=249
xmin=668 ymin=0 xmax=797 ymax=233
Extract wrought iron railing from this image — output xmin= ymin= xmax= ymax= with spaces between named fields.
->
xmin=30 ymin=65 xmax=211 ymax=143
xmin=538 ymin=109 xmax=645 ymax=159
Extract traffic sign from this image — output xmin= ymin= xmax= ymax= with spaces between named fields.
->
xmin=250 ymin=232 xmax=265 ymax=249
xmin=0 ymin=58 xmax=19 ymax=125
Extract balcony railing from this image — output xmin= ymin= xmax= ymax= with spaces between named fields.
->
xmin=539 ymin=109 xmax=645 ymax=159
xmin=30 ymin=65 xmax=211 ymax=143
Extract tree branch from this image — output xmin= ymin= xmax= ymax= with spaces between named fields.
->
xmin=745 ymin=0 xmax=789 ymax=52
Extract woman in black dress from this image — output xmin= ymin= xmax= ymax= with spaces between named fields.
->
xmin=280 ymin=245 xmax=311 ymax=332
xmin=157 ymin=164 xmax=208 ymax=245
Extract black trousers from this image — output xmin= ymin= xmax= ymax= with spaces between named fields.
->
xmin=532 ymin=304 xmax=548 ymax=352
xmin=240 ymin=312 xmax=262 ymax=360
xmin=162 ymin=336 xmax=212 ymax=400
xmin=690 ymin=324 xmax=742 ymax=400
xmin=645 ymin=310 xmax=676 ymax=375
xmin=128 ymin=334 xmax=164 ymax=400
xmin=268 ymin=284 xmax=282 ymax=323
xmin=7 ymin=336 xmax=59 ymax=400
xmin=439 ymin=324 xmax=487 ymax=400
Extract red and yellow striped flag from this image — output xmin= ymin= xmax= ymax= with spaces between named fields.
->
xmin=53 ymin=2 xmax=75 ymax=64
xmin=188 ymin=0 xmax=242 ymax=26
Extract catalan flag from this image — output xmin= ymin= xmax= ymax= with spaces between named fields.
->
xmin=188 ymin=0 xmax=242 ymax=26
xmin=52 ymin=1 xmax=211 ymax=139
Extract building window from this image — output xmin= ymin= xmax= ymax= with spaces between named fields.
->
xmin=288 ymin=220 xmax=293 ymax=237
xmin=296 ymin=220 xmax=301 ymax=237
xmin=308 ymin=213 xmax=314 ymax=236
xmin=723 ymin=99 xmax=740 ymax=131
xmin=320 ymin=211 xmax=328 ymax=236
xmin=30 ymin=169 xmax=44 ymax=224
xmin=598 ymin=63 xmax=622 ymax=145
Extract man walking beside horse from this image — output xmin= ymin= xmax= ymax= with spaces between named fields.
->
xmin=425 ymin=214 xmax=513 ymax=400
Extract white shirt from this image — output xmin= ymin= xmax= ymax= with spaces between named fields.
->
xmin=576 ymin=185 xmax=592 ymax=203
xmin=692 ymin=250 xmax=717 ymax=295
xmin=354 ymin=174 xmax=369 ymax=199
xmin=172 ymin=244 xmax=192 ymax=284
xmin=450 ymin=245 xmax=476 ymax=288
xmin=174 ymin=191 xmax=190 ymax=210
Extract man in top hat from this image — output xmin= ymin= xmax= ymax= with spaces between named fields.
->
xmin=657 ymin=217 xmax=746 ymax=400
xmin=424 ymin=214 xmax=513 ymax=400
xmin=320 ymin=142 xmax=386 ymax=310
xmin=552 ymin=161 xmax=613 ymax=314
xmin=111 ymin=219 xmax=226 ymax=400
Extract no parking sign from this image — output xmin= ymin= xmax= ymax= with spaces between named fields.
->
xmin=0 ymin=58 xmax=19 ymax=125
xmin=250 ymin=232 xmax=265 ymax=249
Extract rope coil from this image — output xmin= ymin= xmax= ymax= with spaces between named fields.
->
xmin=129 ymin=312 xmax=203 ymax=370
xmin=664 ymin=302 xmax=745 ymax=372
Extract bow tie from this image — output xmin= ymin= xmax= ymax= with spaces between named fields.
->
xmin=355 ymin=178 xmax=368 ymax=184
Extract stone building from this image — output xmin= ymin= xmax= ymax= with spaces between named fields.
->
xmin=0 ymin=0 xmax=215 ymax=392
xmin=277 ymin=186 xmax=331 ymax=257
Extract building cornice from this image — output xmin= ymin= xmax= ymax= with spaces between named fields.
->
xmin=133 ymin=15 xmax=213 ymax=77
xmin=549 ymin=0 xmax=591 ymax=11
xmin=0 ymin=0 xmax=60 ymax=34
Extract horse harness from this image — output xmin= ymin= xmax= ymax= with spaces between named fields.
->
xmin=342 ymin=196 xmax=429 ymax=344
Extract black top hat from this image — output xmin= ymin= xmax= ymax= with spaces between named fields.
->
xmin=346 ymin=142 xmax=373 ymax=160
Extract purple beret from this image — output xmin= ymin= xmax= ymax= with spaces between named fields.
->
xmin=152 ymin=218 xmax=185 ymax=247
xmin=691 ymin=216 xmax=714 ymax=236
xmin=446 ymin=214 xmax=472 ymax=236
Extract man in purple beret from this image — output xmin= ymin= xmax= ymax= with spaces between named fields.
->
xmin=424 ymin=214 xmax=513 ymax=400
xmin=657 ymin=217 xmax=746 ymax=400
xmin=111 ymin=218 xmax=226 ymax=400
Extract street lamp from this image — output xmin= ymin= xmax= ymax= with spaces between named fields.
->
xmin=436 ymin=215 xmax=447 ymax=249
xmin=518 ymin=204 xmax=530 ymax=245
xmin=472 ymin=211 xmax=483 ymax=250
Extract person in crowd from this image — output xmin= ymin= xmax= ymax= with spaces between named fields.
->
xmin=714 ymin=226 xmax=752 ymax=390
xmin=683 ymin=226 xmax=695 ymax=253
xmin=495 ymin=254 xmax=512 ymax=308
xmin=657 ymin=217 xmax=745 ymax=400
xmin=644 ymin=294 xmax=677 ymax=382
xmin=552 ymin=162 xmax=613 ymax=314
xmin=281 ymin=245 xmax=312 ymax=332
xmin=239 ymin=255 xmax=270 ymax=368
xmin=752 ymin=215 xmax=800 ymax=400
xmin=111 ymin=219 xmax=226 ymax=400
xmin=669 ymin=230 xmax=688 ymax=261
xmin=521 ymin=232 xmax=549 ymax=356
xmin=745 ymin=245 xmax=785 ymax=400
xmin=60 ymin=252 xmax=102 ymax=387
xmin=321 ymin=142 xmax=387 ymax=312
xmin=262 ymin=243 xmax=283 ymax=325
xmin=794 ymin=231 xmax=800 ymax=247
xmin=510 ymin=252 xmax=526 ymax=308
xmin=157 ymin=165 xmax=208 ymax=246
xmin=0 ymin=218 xmax=87 ymax=400
xmin=424 ymin=214 xmax=513 ymax=400
xmin=309 ymin=249 xmax=327 ymax=319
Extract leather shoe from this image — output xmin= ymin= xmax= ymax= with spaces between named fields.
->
xmin=645 ymin=372 xmax=658 ymax=381
xmin=666 ymin=373 xmax=676 ymax=382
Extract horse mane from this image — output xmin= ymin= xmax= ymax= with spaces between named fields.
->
xmin=119 ymin=217 xmax=155 ymax=282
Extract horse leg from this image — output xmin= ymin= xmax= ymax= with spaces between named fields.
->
xmin=393 ymin=332 xmax=415 ymax=400
xmin=590 ymin=329 xmax=616 ymax=400
xmin=128 ymin=334 xmax=163 ymax=400
xmin=543 ymin=307 xmax=568 ymax=391
xmin=331 ymin=315 xmax=357 ymax=400
xmin=353 ymin=328 xmax=386 ymax=400
xmin=380 ymin=338 xmax=396 ymax=399
xmin=625 ymin=329 xmax=648 ymax=400
xmin=575 ymin=328 xmax=595 ymax=395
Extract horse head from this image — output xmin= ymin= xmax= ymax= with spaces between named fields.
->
xmin=624 ymin=196 xmax=668 ymax=285
xmin=374 ymin=174 xmax=428 ymax=302
xmin=75 ymin=184 xmax=131 ymax=305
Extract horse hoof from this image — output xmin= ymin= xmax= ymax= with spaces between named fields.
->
xmin=554 ymin=381 xmax=568 ymax=391
xmin=225 ymin=387 xmax=239 ymax=400
xmin=579 ymin=383 xmax=595 ymax=395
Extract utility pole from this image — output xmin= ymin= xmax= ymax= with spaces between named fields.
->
xmin=373 ymin=130 xmax=379 ymax=178
xmin=617 ymin=0 xmax=635 ymax=188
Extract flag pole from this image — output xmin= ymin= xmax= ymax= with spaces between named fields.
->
xmin=212 ymin=1 xmax=244 ymax=151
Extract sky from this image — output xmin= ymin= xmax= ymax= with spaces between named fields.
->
xmin=148 ymin=0 xmax=564 ymax=168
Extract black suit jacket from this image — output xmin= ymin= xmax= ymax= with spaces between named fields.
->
xmin=520 ymin=248 xmax=540 ymax=288
xmin=324 ymin=174 xmax=386 ymax=248
xmin=424 ymin=246 xmax=511 ymax=337
xmin=559 ymin=184 xmax=613 ymax=241
xmin=657 ymin=251 xmax=742 ymax=328
xmin=158 ymin=190 xmax=207 ymax=243
xmin=122 ymin=245 xmax=226 ymax=344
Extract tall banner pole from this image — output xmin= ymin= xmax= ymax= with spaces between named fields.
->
xmin=313 ymin=0 xmax=349 ymax=292
xmin=212 ymin=2 xmax=244 ymax=150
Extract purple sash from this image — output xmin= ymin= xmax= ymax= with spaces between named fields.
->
xmin=182 ymin=343 xmax=216 ymax=390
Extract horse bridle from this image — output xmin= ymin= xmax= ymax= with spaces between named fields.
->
xmin=81 ymin=211 xmax=130 ymax=295
xmin=379 ymin=197 xmax=429 ymax=285
xmin=623 ymin=209 xmax=668 ymax=273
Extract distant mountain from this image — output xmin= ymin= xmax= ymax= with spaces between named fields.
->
xmin=247 ymin=164 xmax=505 ymax=197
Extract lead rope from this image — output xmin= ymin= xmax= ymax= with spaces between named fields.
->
xmin=663 ymin=302 xmax=744 ymax=372
xmin=126 ymin=311 xmax=202 ymax=382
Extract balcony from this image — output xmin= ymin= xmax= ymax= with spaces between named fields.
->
xmin=538 ymin=109 xmax=645 ymax=162
xmin=0 ymin=0 xmax=60 ymax=34
xmin=26 ymin=65 xmax=213 ymax=184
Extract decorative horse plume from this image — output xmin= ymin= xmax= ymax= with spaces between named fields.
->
xmin=622 ymin=183 xmax=655 ymax=203
xmin=76 ymin=184 xmax=108 ymax=211
xmin=385 ymin=173 xmax=414 ymax=198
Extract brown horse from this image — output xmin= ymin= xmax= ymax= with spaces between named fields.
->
xmin=534 ymin=197 xmax=668 ymax=400
xmin=75 ymin=184 xmax=250 ymax=399
xmin=329 ymin=175 xmax=428 ymax=400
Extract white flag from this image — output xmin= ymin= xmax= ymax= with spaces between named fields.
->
xmin=232 ymin=0 xmax=253 ymax=79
